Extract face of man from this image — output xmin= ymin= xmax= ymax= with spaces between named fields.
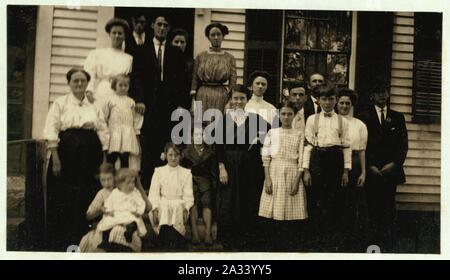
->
xmin=308 ymin=73 xmax=325 ymax=91
xmin=152 ymin=16 xmax=169 ymax=41
xmin=132 ymin=16 xmax=146 ymax=35
xmin=288 ymin=87 xmax=307 ymax=110
xmin=372 ymin=90 xmax=389 ymax=108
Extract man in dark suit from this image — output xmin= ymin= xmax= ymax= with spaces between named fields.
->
xmin=303 ymin=72 xmax=325 ymax=122
xmin=359 ymin=84 xmax=408 ymax=251
xmin=129 ymin=15 xmax=187 ymax=188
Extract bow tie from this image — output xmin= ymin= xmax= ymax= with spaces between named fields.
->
xmin=324 ymin=112 xmax=333 ymax=117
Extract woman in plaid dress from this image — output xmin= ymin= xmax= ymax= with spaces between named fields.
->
xmin=258 ymin=101 xmax=307 ymax=251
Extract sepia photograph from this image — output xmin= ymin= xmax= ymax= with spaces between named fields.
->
xmin=4 ymin=0 xmax=444 ymax=257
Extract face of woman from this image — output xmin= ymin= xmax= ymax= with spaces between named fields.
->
xmin=68 ymin=71 xmax=88 ymax=95
xmin=279 ymin=107 xmax=295 ymax=127
xmin=166 ymin=148 xmax=181 ymax=167
xmin=172 ymin=35 xmax=187 ymax=53
xmin=115 ymin=78 xmax=130 ymax=96
xmin=251 ymin=77 xmax=268 ymax=97
xmin=109 ymin=26 xmax=125 ymax=48
xmin=208 ymin=27 xmax=223 ymax=48
xmin=231 ymin=91 xmax=248 ymax=110
xmin=192 ymin=129 xmax=204 ymax=145
xmin=337 ymin=96 xmax=352 ymax=116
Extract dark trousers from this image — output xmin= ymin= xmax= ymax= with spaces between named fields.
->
xmin=305 ymin=147 xmax=345 ymax=251
xmin=107 ymin=152 xmax=130 ymax=168
xmin=157 ymin=225 xmax=187 ymax=250
xmin=366 ymin=173 xmax=398 ymax=252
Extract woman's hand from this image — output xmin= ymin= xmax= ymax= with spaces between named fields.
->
xmin=183 ymin=209 xmax=189 ymax=224
xmin=85 ymin=90 xmax=95 ymax=103
xmin=369 ymin=166 xmax=382 ymax=177
xmin=303 ymin=169 xmax=312 ymax=188
xmin=152 ymin=209 xmax=159 ymax=225
xmin=381 ymin=162 xmax=396 ymax=176
xmin=135 ymin=102 xmax=146 ymax=114
xmin=190 ymin=90 xmax=197 ymax=96
xmin=357 ymin=172 xmax=366 ymax=187
xmin=264 ymin=177 xmax=273 ymax=195
xmin=290 ymin=176 xmax=301 ymax=196
xmin=219 ymin=164 xmax=228 ymax=186
xmin=341 ymin=170 xmax=349 ymax=188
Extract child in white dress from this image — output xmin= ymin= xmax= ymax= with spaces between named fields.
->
xmin=259 ymin=101 xmax=307 ymax=251
xmin=148 ymin=143 xmax=194 ymax=249
xmin=103 ymin=74 xmax=143 ymax=168
xmin=96 ymin=168 xmax=147 ymax=249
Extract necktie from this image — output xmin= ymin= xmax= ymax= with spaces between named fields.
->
xmin=157 ymin=42 xmax=162 ymax=82
xmin=315 ymin=101 xmax=322 ymax=113
xmin=324 ymin=112 xmax=332 ymax=117
xmin=380 ymin=108 xmax=385 ymax=126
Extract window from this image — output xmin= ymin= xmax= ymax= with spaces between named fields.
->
xmin=282 ymin=11 xmax=352 ymax=99
xmin=412 ymin=13 xmax=442 ymax=124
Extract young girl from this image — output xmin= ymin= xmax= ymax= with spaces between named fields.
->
xmin=149 ymin=143 xmax=194 ymax=249
xmin=103 ymin=74 xmax=143 ymax=168
xmin=181 ymin=126 xmax=218 ymax=245
xmin=258 ymin=100 xmax=307 ymax=251
xmin=96 ymin=168 xmax=147 ymax=249
xmin=79 ymin=163 xmax=115 ymax=252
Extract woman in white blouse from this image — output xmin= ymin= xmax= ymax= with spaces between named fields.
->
xmin=244 ymin=71 xmax=277 ymax=126
xmin=336 ymin=88 xmax=369 ymax=252
xmin=84 ymin=18 xmax=133 ymax=106
xmin=43 ymin=68 xmax=109 ymax=251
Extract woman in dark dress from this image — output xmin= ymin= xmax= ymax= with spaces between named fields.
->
xmin=215 ymin=84 xmax=269 ymax=251
xmin=44 ymin=68 xmax=109 ymax=251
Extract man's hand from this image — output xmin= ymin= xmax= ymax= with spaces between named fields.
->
xmin=341 ymin=170 xmax=349 ymax=188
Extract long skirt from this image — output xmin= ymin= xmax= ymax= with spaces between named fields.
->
xmin=79 ymin=225 xmax=142 ymax=252
xmin=46 ymin=128 xmax=103 ymax=252
xmin=196 ymin=85 xmax=229 ymax=113
xmin=216 ymin=149 xmax=264 ymax=250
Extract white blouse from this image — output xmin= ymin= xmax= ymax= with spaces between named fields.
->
xmin=245 ymin=95 xmax=277 ymax=125
xmin=43 ymin=93 xmax=110 ymax=150
xmin=345 ymin=116 xmax=368 ymax=151
xmin=148 ymin=165 xmax=194 ymax=211
xmin=84 ymin=48 xmax=133 ymax=101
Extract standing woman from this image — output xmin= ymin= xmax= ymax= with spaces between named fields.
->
xmin=215 ymin=85 xmax=269 ymax=251
xmin=168 ymin=28 xmax=193 ymax=110
xmin=191 ymin=23 xmax=237 ymax=113
xmin=245 ymin=71 xmax=277 ymax=126
xmin=44 ymin=68 xmax=109 ymax=251
xmin=336 ymin=88 xmax=369 ymax=252
xmin=84 ymin=18 xmax=133 ymax=105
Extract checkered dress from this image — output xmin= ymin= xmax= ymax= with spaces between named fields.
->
xmin=258 ymin=128 xmax=308 ymax=220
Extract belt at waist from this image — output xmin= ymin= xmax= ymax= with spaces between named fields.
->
xmin=312 ymin=145 xmax=342 ymax=152
xmin=201 ymin=82 xmax=226 ymax=86
xmin=271 ymin=158 xmax=298 ymax=163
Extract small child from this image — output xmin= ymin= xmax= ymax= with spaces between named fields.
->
xmin=149 ymin=142 xmax=194 ymax=249
xmin=103 ymin=74 xmax=143 ymax=168
xmin=259 ymin=100 xmax=307 ymax=251
xmin=96 ymin=168 xmax=147 ymax=249
xmin=181 ymin=126 xmax=218 ymax=245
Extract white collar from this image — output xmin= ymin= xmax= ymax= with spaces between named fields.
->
xmin=153 ymin=37 xmax=166 ymax=46
xmin=311 ymin=95 xmax=318 ymax=103
xmin=375 ymin=105 xmax=388 ymax=112
xmin=69 ymin=92 xmax=90 ymax=106
xmin=133 ymin=31 xmax=145 ymax=39
xmin=321 ymin=110 xmax=336 ymax=117
xmin=250 ymin=95 xmax=265 ymax=103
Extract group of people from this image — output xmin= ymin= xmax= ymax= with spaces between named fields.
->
xmin=43 ymin=13 xmax=408 ymax=253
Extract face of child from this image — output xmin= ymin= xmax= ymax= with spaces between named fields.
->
xmin=166 ymin=148 xmax=181 ymax=167
xmin=172 ymin=35 xmax=187 ymax=53
xmin=118 ymin=177 xmax=135 ymax=194
xmin=289 ymin=87 xmax=307 ymax=110
xmin=251 ymin=77 xmax=268 ymax=97
xmin=337 ymin=96 xmax=352 ymax=116
xmin=279 ymin=107 xmax=295 ymax=127
xmin=319 ymin=95 xmax=337 ymax=113
xmin=99 ymin=173 xmax=114 ymax=189
xmin=116 ymin=78 xmax=129 ymax=96
xmin=231 ymin=91 xmax=247 ymax=110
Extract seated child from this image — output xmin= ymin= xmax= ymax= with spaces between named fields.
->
xmin=97 ymin=168 xmax=147 ymax=249
xmin=148 ymin=142 xmax=194 ymax=248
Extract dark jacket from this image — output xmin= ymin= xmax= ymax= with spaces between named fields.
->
xmin=181 ymin=145 xmax=218 ymax=193
xmin=358 ymin=106 xmax=408 ymax=184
